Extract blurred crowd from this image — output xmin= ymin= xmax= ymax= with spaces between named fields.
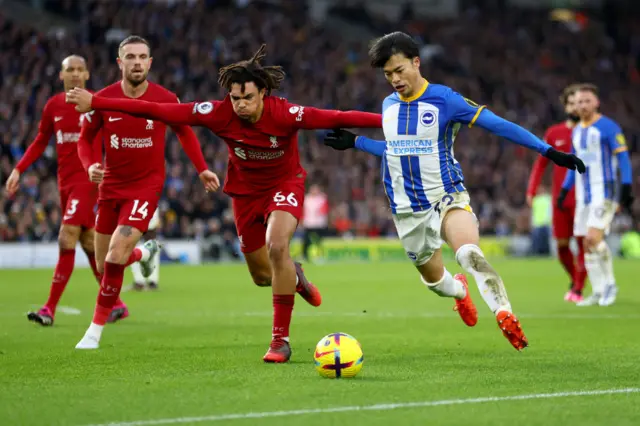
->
xmin=0 ymin=0 xmax=638 ymax=242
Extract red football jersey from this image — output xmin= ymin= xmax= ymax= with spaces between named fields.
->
xmin=527 ymin=122 xmax=575 ymax=206
xmin=90 ymin=94 xmax=382 ymax=197
xmin=16 ymin=93 xmax=100 ymax=190
xmin=79 ymin=82 xmax=198 ymax=200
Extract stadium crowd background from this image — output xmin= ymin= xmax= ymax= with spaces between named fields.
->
xmin=0 ymin=0 xmax=638 ymax=245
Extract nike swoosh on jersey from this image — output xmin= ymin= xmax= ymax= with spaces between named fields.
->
xmin=109 ymin=117 xmax=122 ymax=122
xmin=54 ymin=117 xmax=63 ymax=122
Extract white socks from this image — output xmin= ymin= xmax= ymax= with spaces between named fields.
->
xmin=455 ymin=244 xmax=511 ymax=313
xmin=584 ymin=241 xmax=614 ymax=295
xmin=148 ymin=249 xmax=160 ymax=283
xmin=131 ymin=261 xmax=145 ymax=283
xmin=422 ymin=269 xmax=466 ymax=300
xmin=88 ymin=322 xmax=104 ymax=340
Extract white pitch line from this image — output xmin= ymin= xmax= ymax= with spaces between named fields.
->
xmin=86 ymin=388 xmax=640 ymax=426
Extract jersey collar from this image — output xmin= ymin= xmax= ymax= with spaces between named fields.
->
xmin=399 ymin=79 xmax=429 ymax=103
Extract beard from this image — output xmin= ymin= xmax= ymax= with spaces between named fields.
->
xmin=126 ymin=70 xmax=147 ymax=87
xmin=567 ymin=113 xmax=580 ymax=123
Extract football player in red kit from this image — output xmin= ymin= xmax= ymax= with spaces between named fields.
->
xmin=527 ymin=84 xmax=587 ymax=302
xmin=71 ymin=36 xmax=219 ymax=349
xmin=5 ymin=55 xmax=129 ymax=326
xmin=67 ymin=44 xmax=381 ymax=362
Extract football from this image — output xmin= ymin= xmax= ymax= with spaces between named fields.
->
xmin=314 ymin=332 xmax=364 ymax=378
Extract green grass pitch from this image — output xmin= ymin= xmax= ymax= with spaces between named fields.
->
xmin=0 ymin=258 xmax=639 ymax=425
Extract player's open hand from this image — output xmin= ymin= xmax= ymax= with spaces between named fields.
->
xmin=5 ymin=169 xmax=20 ymax=196
xmin=199 ymin=170 xmax=220 ymax=192
xmin=66 ymin=88 xmax=93 ymax=113
xmin=324 ymin=129 xmax=357 ymax=151
xmin=88 ymin=163 xmax=105 ymax=184
xmin=544 ymin=147 xmax=586 ymax=173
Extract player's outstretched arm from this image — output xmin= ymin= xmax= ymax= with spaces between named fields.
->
xmin=292 ymin=106 xmax=382 ymax=130
xmin=324 ymin=129 xmax=385 ymax=157
xmin=473 ymin=110 xmax=585 ymax=173
xmin=66 ymin=88 xmax=211 ymax=127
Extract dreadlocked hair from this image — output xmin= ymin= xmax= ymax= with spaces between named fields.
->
xmin=217 ymin=44 xmax=286 ymax=95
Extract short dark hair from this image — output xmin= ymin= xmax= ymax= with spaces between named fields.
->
xmin=368 ymin=32 xmax=420 ymax=68
xmin=559 ymin=83 xmax=580 ymax=105
xmin=118 ymin=35 xmax=151 ymax=56
xmin=217 ymin=44 xmax=285 ymax=95
xmin=576 ymin=83 xmax=599 ymax=97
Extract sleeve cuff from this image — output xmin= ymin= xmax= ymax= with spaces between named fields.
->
xmin=613 ymin=147 xmax=628 ymax=154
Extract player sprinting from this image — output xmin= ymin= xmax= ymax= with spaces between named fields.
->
xmin=5 ymin=55 xmax=129 ymax=326
xmin=527 ymin=84 xmax=587 ymax=303
xmin=129 ymin=208 xmax=161 ymax=291
xmin=70 ymin=36 xmax=218 ymax=349
xmin=323 ymin=32 xmax=585 ymax=350
xmin=558 ymin=84 xmax=634 ymax=307
xmin=67 ymin=44 xmax=381 ymax=362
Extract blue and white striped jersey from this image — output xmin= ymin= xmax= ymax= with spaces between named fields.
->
xmin=381 ymin=81 xmax=485 ymax=214
xmin=571 ymin=115 xmax=627 ymax=205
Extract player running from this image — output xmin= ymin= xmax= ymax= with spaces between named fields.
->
xmin=5 ymin=55 xmax=129 ymax=326
xmin=527 ymin=84 xmax=587 ymax=303
xmin=323 ymin=32 xmax=585 ymax=351
xmin=66 ymin=44 xmax=381 ymax=362
xmin=70 ymin=36 xmax=218 ymax=349
xmin=558 ymin=84 xmax=634 ymax=307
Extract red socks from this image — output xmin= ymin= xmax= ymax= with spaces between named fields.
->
xmin=125 ymin=248 xmax=142 ymax=267
xmin=44 ymin=249 xmax=76 ymax=314
xmin=92 ymin=261 xmax=125 ymax=326
xmin=557 ymin=245 xmax=576 ymax=284
xmin=272 ymin=294 xmax=295 ymax=340
xmin=573 ymin=237 xmax=587 ymax=294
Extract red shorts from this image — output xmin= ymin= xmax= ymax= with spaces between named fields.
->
xmin=60 ymin=184 xmax=98 ymax=229
xmin=552 ymin=206 xmax=575 ymax=240
xmin=95 ymin=197 xmax=159 ymax=235
xmin=232 ymin=179 xmax=305 ymax=253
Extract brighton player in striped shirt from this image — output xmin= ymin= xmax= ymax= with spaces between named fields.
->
xmin=324 ymin=32 xmax=585 ymax=351
xmin=558 ymin=84 xmax=634 ymax=307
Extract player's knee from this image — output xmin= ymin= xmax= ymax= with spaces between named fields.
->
xmin=251 ymin=271 xmax=272 ymax=287
xmin=58 ymin=226 xmax=80 ymax=250
xmin=266 ymin=238 xmax=290 ymax=263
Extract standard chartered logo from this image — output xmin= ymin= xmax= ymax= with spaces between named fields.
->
xmin=110 ymin=134 xmax=119 ymax=149
xmin=234 ymin=147 xmax=247 ymax=160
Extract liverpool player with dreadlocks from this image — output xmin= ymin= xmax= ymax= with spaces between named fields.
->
xmin=67 ymin=44 xmax=382 ymax=363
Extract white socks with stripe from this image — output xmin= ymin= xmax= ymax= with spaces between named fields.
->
xmin=421 ymin=269 xmax=466 ymax=300
xmin=455 ymin=244 xmax=511 ymax=314
xmin=584 ymin=241 xmax=614 ymax=295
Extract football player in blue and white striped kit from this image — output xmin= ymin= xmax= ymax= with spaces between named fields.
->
xmin=324 ymin=32 xmax=585 ymax=351
xmin=557 ymin=84 xmax=634 ymax=307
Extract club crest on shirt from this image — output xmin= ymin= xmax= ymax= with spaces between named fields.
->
xmin=420 ymin=110 xmax=436 ymax=127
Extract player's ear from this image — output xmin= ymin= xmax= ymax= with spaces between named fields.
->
xmin=116 ymin=57 xmax=123 ymax=71
xmin=58 ymin=70 xmax=64 ymax=82
xmin=259 ymin=88 xmax=266 ymax=99
xmin=412 ymin=56 xmax=420 ymax=69
xmin=148 ymin=57 xmax=153 ymax=70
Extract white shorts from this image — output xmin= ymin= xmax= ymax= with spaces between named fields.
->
xmin=574 ymin=200 xmax=617 ymax=236
xmin=393 ymin=191 xmax=475 ymax=266
xmin=147 ymin=208 xmax=161 ymax=231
